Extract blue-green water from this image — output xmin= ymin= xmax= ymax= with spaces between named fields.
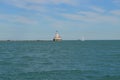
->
xmin=0 ymin=40 xmax=120 ymax=80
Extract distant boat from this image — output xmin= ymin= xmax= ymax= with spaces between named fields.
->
xmin=53 ymin=31 xmax=62 ymax=41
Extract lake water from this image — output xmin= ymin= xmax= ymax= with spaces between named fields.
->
xmin=0 ymin=40 xmax=120 ymax=80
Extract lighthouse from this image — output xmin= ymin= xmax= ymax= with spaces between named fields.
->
xmin=53 ymin=31 xmax=62 ymax=41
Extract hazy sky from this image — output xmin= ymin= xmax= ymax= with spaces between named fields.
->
xmin=0 ymin=0 xmax=120 ymax=40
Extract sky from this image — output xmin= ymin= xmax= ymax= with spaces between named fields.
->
xmin=0 ymin=0 xmax=120 ymax=40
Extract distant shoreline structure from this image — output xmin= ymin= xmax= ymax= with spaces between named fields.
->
xmin=0 ymin=31 xmax=63 ymax=42
xmin=0 ymin=40 xmax=52 ymax=42
xmin=0 ymin=40 xmax=120 ymax=42
xmin=53 ymin=31 xmax=62 ymax=41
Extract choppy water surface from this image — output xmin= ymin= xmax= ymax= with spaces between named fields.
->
xmin=0 ymin=40 xmax=120 ymax=80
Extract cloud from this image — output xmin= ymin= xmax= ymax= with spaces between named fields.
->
xmin=60 ymin=11 xmax=120 ymax=25
xmin=25 ymin=0 xmax=77 ymax=5
xmin=0 ymin=0 xmax=120 ymax=27
xmin=0 ymin=0 xmax=78 ymax=9
xmin=110 ymin=10 xmax=120 ymax=16
xmin=0 ymin=0 xmax=76 ymax=14
xmin=90 ymin=6 xmax=105 ymax=13
xmin=0 ymin=14 xmax=37 ymax=25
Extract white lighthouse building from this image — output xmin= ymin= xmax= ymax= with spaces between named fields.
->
xmin=53 ymin=31 xmax=62 ymax=41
